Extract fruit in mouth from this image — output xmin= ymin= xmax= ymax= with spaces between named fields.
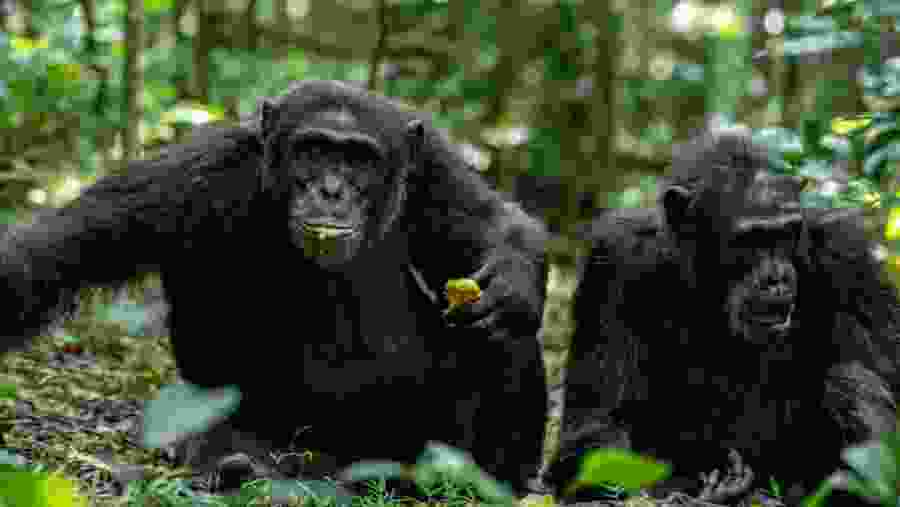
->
xmin=302 ymin=223 xmax=357 ymax=240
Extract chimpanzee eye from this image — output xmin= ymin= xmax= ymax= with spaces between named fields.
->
xmin=731 ymin=231 xmax=758 ymax=250
xmin=293 ymin=174 xmax=315 ymax=188
xmin=292 ymin=141 xmax=328 ymax=160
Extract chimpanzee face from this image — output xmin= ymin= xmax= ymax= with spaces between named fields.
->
xmin=257 ymin=96 xmax=423 ymax=270
xmin=664 ymin=168 xmax=806 ymax=344
xmin=283 ymin=138 xmax=382 ymax=267
xmin=721 ymin=211 xmax=803 ymax=344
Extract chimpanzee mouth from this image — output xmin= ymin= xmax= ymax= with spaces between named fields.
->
xmin=744 ymin=300 xmax=795 ymax=329
xmin=301 ymin=222 xmax=359 ymax=240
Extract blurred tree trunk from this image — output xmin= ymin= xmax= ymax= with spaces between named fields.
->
xmin=0 ymin=0 xmax=12 ymax=30
xmin=222 ymin=0 xmax=260 ymax=120
xmin=18 ymin=0 xmax=37 ymax=37
xmin=171 ymin=0 xmax=190 ymax=141
xmin=483 ymin=0 xmax=531 ymax=192
xmin=193 ymin=0 xmax=213 ymax=104
xmin=367 ymin=0 xmax=388 ymax=91
xmin=584 ymin=0 xmax=619 ymax=217
xmin=534 ymin=1 xmax=620 ymax=236
xmin=122 ymin=0 xmax=144 ymax=165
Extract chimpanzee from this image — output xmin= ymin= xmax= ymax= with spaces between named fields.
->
xmin=0 ymin=80 xmax=548 ymax=493
xmin=545 ymin=128 xmax=899 ymax=505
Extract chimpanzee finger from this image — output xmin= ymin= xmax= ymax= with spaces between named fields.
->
xmin=468 ymin=258 xmax=499 ymax=287
xmin=698 ymin=449 xmax=754 ymax=503
xmin=470 ymin=313 xmax=508 ymax=339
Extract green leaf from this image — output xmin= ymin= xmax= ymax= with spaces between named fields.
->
xmin=841 ymin=439 xmax=899 ymax=504
xmin=0 ymin=451 xmax=24 ymax=467
xmin=0 ymin=383 xmax=17 ymax=400
xmin=863 ymin=143 xmax=900 ymax=177
xmin=781 ymin=32 xmax=863 ymax=56
xmin=339 ymin=461 xmax=406 ymax=482
xmin=800 ymin=478 xmax=834 ymax=507
xmin=144 ymin=0 xmax=173 ymax=13
xmin=568 ymin=448 xmax=669 ymax=494
xmin=100 ymin=301 xmax=151 ymax=335
xmin=0 ymin=469 xmax=88 ymax=507
xmin=0 ymin=469 xmax=45 ymax=507
xmin=270 ymin=479 xmax=353 ymax=507
xmin=753 ymin=127 xmax=804 ymax=169
xmin=785 ymin=15 xmax=838 ymax=35
xmin=671 ymin=63 xmax=704 ymax=82
xmin=866 ymin=0 xmax=900 ymax=16
xmin=415 ymin=442 xmax=514 ymax=504
xmin=141 ymin=382 xmax=241 ymax=449
xmin=796 ymin=159 xmax=835 ymax=180
xmin=820 ymin=134 xmax=851 ymax=158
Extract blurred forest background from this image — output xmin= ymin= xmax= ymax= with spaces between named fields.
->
xmin=2 ymin=0 xmax=900 ymax=503
xmin=4 ymin=0 xmax=900 ymax=388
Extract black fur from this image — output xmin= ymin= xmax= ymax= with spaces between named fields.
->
xmin=0 ymin=80 xmax=548 ymax=493
xmin=547 ymin=129 xmax=898 ymax=504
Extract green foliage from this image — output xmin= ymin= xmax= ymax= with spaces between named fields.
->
xmin=0 ymin=0 xmax=118 ymax=179
xmin=140 ymin=383 xmax=241 ymax=449
xmin=101 ymin=299 xmax=156 ymax=335
xmin=781 ymin=31 xmax=863 ymax=56
xmin=144 ymin=0 xmax=174 ymax=14
xmin=394 ymin=0 xmax=448 ymax=18
xmin=341 ymin=442 xmax=515 ymax=505
xmin=609 ymin=176 xmax=658 ymax=208
xmin=563 ymin=449 xmax=669 ymax=497
xmin=259 ymin=478 xmax=352 ymax=507
xmin=837 ymin=434 xmax=900 ymax=507
xmin=415 ymin=443 xmax=513 ymax=503
xmin=705 ymin=35 xmax=751 ymax=121
xmin=0 ymin=383 xmax=15 ymax=400
xmin=0 ymin=467 xmax=88 ymax=507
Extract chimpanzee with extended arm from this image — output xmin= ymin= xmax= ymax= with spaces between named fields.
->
xmin=0 ymin=80 xmax=548 ymax=493
xmin=546 ymin=129 xmax=899 ymax=505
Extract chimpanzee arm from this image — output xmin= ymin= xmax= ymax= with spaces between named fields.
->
xmin=825 ymin=362 xmax=896 ymax=441
xmin=405 ymin=129 xmax=547 ymax=333
xmin=545 ymin=208 xmax=676 ymax=495
xmin=0 ymin=126 xmax=260 ymax=352
xmin=806 ymin=208 xmax=900 ymax=386
xmin=806 ymin=209 xmax=898 ymax=323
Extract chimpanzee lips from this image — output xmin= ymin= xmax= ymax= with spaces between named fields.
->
xmin=297 ymin=221 xmax=361 ymax=262
xmin=301 ymin=222 xmax=358 ymax=240
xmin=745 ymin=297 xmax=794 ymax=326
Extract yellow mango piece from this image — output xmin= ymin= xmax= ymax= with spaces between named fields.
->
xmin=445 ymin=278 xmax=482 ymax=308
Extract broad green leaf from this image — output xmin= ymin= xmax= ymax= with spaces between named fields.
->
xmin=141 ymin=383 xmax=241 ymax=448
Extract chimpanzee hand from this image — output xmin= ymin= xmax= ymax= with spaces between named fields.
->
xmin=698 ymin=448 xmax=755 ymax=503
xmin=442 ymin=250 xmax=543 ymax=338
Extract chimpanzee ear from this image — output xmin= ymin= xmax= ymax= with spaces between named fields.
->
xmin=405 ymin=119 xmax=425 ymax=164
xmin=258 ymin=98 xmax=278 ymax=140
xmin=662 ymin=184 xmax=694 ymax=234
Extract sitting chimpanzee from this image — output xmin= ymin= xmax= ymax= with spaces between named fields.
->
xmin=545 ymin=128 xmax=899 ymax=505
xmin=0 ymin=80 xmax=548 ymax=494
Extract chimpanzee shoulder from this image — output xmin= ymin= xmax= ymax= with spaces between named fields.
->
xmin=575 ymin=207 xmax=680 ymax=309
